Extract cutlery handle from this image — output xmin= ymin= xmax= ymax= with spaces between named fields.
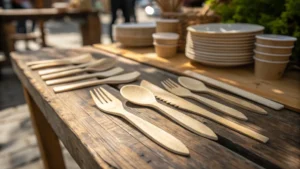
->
xmin=53 ymin=80 xmax=104 ymax=93
xmin=39 ymin=66 xmax=75 ymax=75
xmin=184 ymin=71 xmax=284 ymax=110
xmin=30 ymin=60 xmax=71 ymax=70
xmin=39 ymin=62 xmax=90 ymax=75
xmin=189 ymin=93 xmax=248 ymax=121
xmin=27 ymin=59 xmax=65 ymax=66
xmin=207 ymin=89 xmax=267 ymax=114
xmin=46 ymin=73 xmax=102 ymax=85
xmin=121 ymin=110 xmax=189 ymax=156
xmin=42 ymin=69 xmax=85 ymax=80
xmin=190 ymin=105 xmax=269 ymax=143
xmin=152 ymin=102 xmax=217 ymax=140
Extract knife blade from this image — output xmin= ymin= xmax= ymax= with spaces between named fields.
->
xmin=140 ymin=80 xmax=269 ymax=143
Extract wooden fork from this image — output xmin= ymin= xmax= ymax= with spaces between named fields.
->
xmin=161 ymin=79 xmax=248 ymax=121
xmin=90 ymin=87 xmax=189 ymax=156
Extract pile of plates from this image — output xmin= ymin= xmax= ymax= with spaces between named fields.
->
xmin=185 ymin=23 xmax=265 ymax=67
xmin=113 ymin=22 xmax=156 ymax=47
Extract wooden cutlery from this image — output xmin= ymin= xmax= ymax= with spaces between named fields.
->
xmin=90 ymin=87 xmax=189 ymax=156
xmin=140 ymin=80 xmax=269 ymax=143
xmin=38 ymin=62 xmax=92 ymax=75
xmin=41 ymin=58 xmax=117 ymax=80
xmin=30 ymin=53 xmax=93 ymax=70
xmin=26 ymin=53 xmax=92 ymax=66
xmin=120 ymin=85 xmax=218 ymax=140
xmin=53 ymin=71 xmax=141 ymax=93
xmin=162 ymin=79 xmax=248 ymax=120
xmin=184 ymin=70 xmax=284 ymax=110
xmin=46 ymin=67 xmax=124 ymax=85
xmin=178 ymin=76 xmax=267 ymax=114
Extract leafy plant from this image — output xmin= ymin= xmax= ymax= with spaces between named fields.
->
xmin=208 ymin=0 xmax=300 ymax=63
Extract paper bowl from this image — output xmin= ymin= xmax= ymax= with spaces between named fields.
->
xmin=254 ymin=50 xmax=290 ymax=61
xmin=156 ymin=19 xmax=179 ymax=33
xmin=254 ymin=57 xmax=289 ymax=80
xmin=256 ymin=34 xmax=297 ymax=46
xmin=255 ymin=43 xmax=293 ymax=54
xmin=153 ymin=32 xmax=179 ymax=45
xmin=154 ymin=43 xmax=177 ymax=58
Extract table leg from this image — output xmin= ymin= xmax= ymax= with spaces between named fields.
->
xmin=0 ymin=21 xmax=15 ymax=65
xmin=23 ymin=87 xmax=66 ymax=169
xmin=80 ymin=13 xmax=101 ymax=45
xmin=39 ymin=21 xmax=47 ymax=47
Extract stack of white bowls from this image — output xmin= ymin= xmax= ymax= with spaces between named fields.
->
xmin=185 ymin=23 xmax=264 ymax=67
xmin=152 ymin=32 xmax=179 ymax=58
xmin=113 ymin=22 xmax=156 ymax=47
xmin=254 ymin=34 xmax=297 ymax=80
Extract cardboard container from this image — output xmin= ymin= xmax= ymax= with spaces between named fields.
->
xmin=153 ymin=32 xmax=179 ymax=45
xmin=115 ymin=36 xmax=153 ymax=47
xmin=156 ymin=19 xmax=179 ymax=33
xmin=254 ymin=50 xmax=290 ymax=61
xmin=254 ymin=57 xmax=289 ymax=80
xmin=154 ymin=43 xmax=177 ymax=58
xmin=255 ymin=43 xmax=293 ymax=54
xmin=256 ymin=34 xmax=297 ymax=46
xmin=113 ymin=22 xmax=156 ymax=38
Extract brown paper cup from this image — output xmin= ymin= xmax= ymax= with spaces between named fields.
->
xmin=254 ymin=50 xmax=290 ymax=61
xmin=153 ymin=32 xmax=179 ymax=45
xmin=255 ymin=43 xmax=293 ymax=54
xmin=156 ymin=19 xmax=179 ymax=33
xmin=154 ymin=43 xmax=177 ymax=58
xmin=254 ymin=57 xmax=289 ymax=80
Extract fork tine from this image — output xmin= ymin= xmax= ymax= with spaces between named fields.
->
xmin=94 ymin=88 xmax=106 ymax=103
xmin=163 ymin=80 xmax=174 ymax=89
xmin=90 ymin=90 xmax=103 ymax=105
xmin=166 ymin=79 xmax=177 ymax=88
xmin=162 ymin=81 xmax=172 ymax=91
xmin=96 ymin=88 xmax=109 ymax=103
xmin=99 ymin=87 xmax=112 ymax=102
xmin=99 ymin=87 xmax=118 ymax=102
xmin=167 ymin=79 xmax=179 ymax=87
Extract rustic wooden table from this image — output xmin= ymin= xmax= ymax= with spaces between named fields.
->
xmin=11 ymin=47 xmax=299 ymax=169
xmin=0 ymin=9 xmax=101 ymax=64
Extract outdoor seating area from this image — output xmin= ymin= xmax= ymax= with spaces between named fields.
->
xmin=0 ymin=0 xmax=299 ymax=169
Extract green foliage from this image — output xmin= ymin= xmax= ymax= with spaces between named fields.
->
xmin=209 ymin=0 xmax=300 ymax=62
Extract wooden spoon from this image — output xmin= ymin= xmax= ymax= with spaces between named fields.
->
xmin=120 ymin=85 xmax=218 ymax=140
xmin=46 ymin=67 xmax=124 ymax=85
xmin=41 ymin=58 xmax=117 ymax=80
xmin=178 ymin=77 xmax=268 ymax=114
xmin=30 ymin=53 xmax=93 ymax=70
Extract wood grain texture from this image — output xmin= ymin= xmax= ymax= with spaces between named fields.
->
xmin=93 ymin=44 xmax=300 ymax=112
xmin=11 ymin=47 xmax=300 ymax=169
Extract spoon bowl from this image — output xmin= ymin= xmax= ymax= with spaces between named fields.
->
xmin=85 ymin=58 xmax=117 ymax=72
xmin=71 ymin=53 xmax=93 ymax=64
xmin=121 ymin=85 xmax=156 ymax=105
xmin=178 ymin=76 xmax=207 ymax=92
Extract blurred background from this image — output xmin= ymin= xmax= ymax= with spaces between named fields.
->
xmin=0 ymin=0 xmax=298 ymax=169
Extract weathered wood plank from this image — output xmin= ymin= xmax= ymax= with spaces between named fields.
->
xmin=11 ymin=48 xmax=263 ymax=169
